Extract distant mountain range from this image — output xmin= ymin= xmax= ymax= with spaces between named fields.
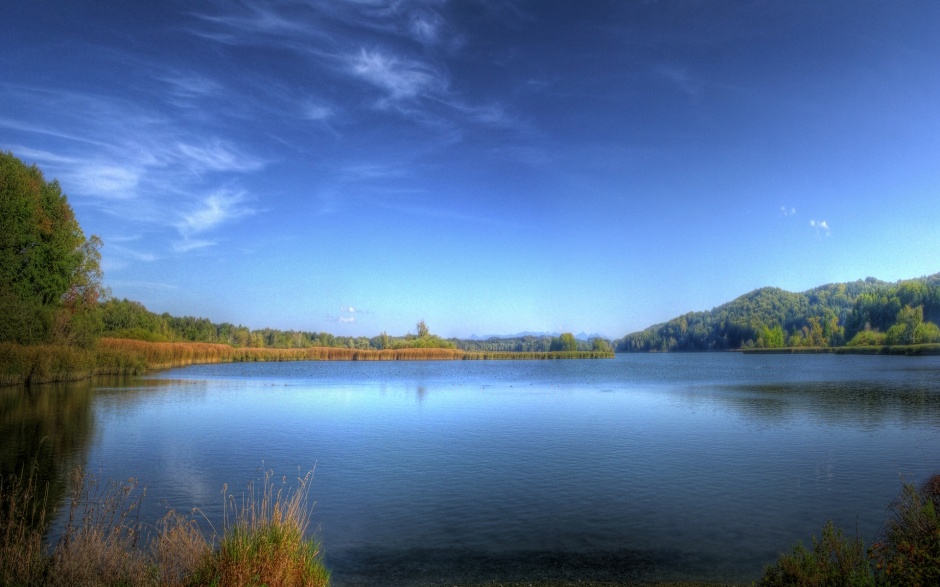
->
xmin=615 ymin=273 xmax=940 ymax=352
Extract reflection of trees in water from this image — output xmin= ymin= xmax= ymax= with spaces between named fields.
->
xmin=701 ymin=380 xmax=940 ymax=426
xmin=0 ymin=381 xmax=95 ymax=532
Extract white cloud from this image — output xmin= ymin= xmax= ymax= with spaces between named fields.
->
xmin=349 ymin=48 xmax=444 ymax=103
xmin=780 ymin=206 xmax=796 ymax=216
xmin=303 ymin=102 xmax=334 ymax=121
xmin=177 ymin=189 xmax=255 ymax=239
xmin=71 ymin=164 xmax=141 ymax=199
xmin=159 ymin=73 xmax=223 ymax=101
xmin=173 ymin=238 xmax=217 ymax=253
xmin=338 ymin=316 xmax=356 ymax=323
xmin=408 ymin=10 xmax=445 ymax=45
xmin=177 ymin=140 xmax=264 ymax=173
xmin=809 ymin=219 xmax=831 ymax=237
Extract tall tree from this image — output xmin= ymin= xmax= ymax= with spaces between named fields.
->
xmin=0 ymin=152 xmax=105 ymax=344
xmin=416 ymin=320 xmax=429 ymax=338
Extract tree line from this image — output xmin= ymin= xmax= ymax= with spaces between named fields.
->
xmin=616 ymin=276 xmax=940 ymax=352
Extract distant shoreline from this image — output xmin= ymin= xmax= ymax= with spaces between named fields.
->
xmin=741 ymin=343 xmax=940 ymax=356
xmin=0 ymin=338 xmax=615 ymax=387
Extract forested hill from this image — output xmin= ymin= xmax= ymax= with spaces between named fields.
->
xmin=615 ymin=274 xmax=940 ymax=352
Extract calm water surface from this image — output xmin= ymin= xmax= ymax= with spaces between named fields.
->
xmin=4 ymin=353 xmax=940 ymax=585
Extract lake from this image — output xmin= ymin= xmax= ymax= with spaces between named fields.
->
xmin=3 ymin=353 xmax=940 ymax=585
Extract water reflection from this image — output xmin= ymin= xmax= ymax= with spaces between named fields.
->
xmin=679 ymin=377 xmax=940 ymax=428
xmin=0 ymin=381 xmax=95 ymax=531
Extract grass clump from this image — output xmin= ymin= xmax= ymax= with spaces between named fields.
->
xmin=0 ymin=465 xmax=328 ymax=587
xmin=191 ymin=470 xmax=329 ymax=587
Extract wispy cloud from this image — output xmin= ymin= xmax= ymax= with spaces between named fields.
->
xmin=655 ymin=65 xmax=702 ymax=97
xmin=302 ymin=102 xmax=334 ymax=121
xmin=187 ymin=1 xmax=510 ymax=129
xmin=177 ymin=189 xmax=255 ymax=238
xmin=809 ymin=219 xmax=831 ymax=237
xmin=408 ymin=9 xmax=447 ymax=45
xmin=177 ymin=140 xmax=265 ymax=173
xmin=349 ymin=48 xmax=446 ymax=104
xmin=780 ymin=206 xmax=797 ymax=216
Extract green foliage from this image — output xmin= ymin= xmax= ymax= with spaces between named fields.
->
xmin=617 ymin=275 xmax=940 ymax=352
xmin=760 ymin=521 xmax=874 ymax=587
xmin=870 ymin=475 xmax=940 ymax=586
xmin=762 ymin=475 xmax=940 ymax=587
xmin=0 ymin=152 xmax=104 ymax=346
xmin=591 ymin=337 xmax=613 ymax=353
xmin=455 ymin=335 xmax=554 ymax=353
xmin=915 ymin=321 xmax=940 ymax=344
xmin=846 ymin=330 xmax=886 ymax=347
xmin=416 ymin=320 xmax=429 ymax=338
xmin=550 ymin=332 xmax=578 ymax=352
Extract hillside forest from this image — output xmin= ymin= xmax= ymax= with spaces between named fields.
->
xmin=615 ymin=277 xmax=940 ymax=352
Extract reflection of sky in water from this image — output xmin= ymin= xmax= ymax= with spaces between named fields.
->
xmin=32 ymin=354 xmax=940 ymax=585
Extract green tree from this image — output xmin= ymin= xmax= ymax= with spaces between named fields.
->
xmin=551 ymin=332 xmax=578 ymax=352
xmin=886 ymin=305 xmax=924 ymax=345
xmin=591 ymin=338 xmax=612 ymax=353
xmin=0 ymin=151 xmax=105 ymax=345
xmin=416 ymin=320 xmax=429 ymax=338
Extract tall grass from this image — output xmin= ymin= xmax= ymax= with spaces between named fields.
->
xmin=0 ymin=463 xmax=47 ymax=586
xmin=2 ymin=339 xmax=614 ymax=386
xmin=0 ymin=343 xmax=97 ymax=386
xmin=0 ymin=465 xmax=329 ymax=587
xmin=190 ymin=470 xmax=329 ymax=587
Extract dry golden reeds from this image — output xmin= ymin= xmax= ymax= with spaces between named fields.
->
xmin=0 ymin=465 xmax=329 ymax=587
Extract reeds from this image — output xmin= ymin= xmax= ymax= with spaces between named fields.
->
xmin=0 ymin=343 xmax=97 ymax=386
xmin=0 ymin=463 xmax=47 ymax=586
xmin=0 ymin=465 xmax=329 ymax=587
xmin=190 ymin=470 xmax=329 ymax=587
xmin=49 ymin=468 xmax=152 ymax=587
xmin=1 ymin=338 xmax=614 ymax=387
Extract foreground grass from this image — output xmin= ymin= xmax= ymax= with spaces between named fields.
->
xmin=0 ymin=464 xmax=328 ymax=587
xmin=1 ymin=339 xmax=614 ymax=387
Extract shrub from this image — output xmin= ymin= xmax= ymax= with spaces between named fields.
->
xmin=846 ymin=330 xmax=886 ymax=347
xmin=759 ymin=520 xmax=874 ymax=587
xmin=870 ymin=475 xmax=940 ymax=586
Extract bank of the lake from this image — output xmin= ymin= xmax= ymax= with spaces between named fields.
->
xmin=0 ymin=338 xmax=614 ymax=387
xmin=741 ymin=343 xmax=940 ymax=355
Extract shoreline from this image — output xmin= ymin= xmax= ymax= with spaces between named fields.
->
xmin=741 ymin=343 xmax=940 ymax=355
xmin=0 ymin=338 xmax=615 ymax=387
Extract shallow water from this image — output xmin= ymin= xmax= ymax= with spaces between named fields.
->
xmin=4 ymin=353 xmax=940 ymax=585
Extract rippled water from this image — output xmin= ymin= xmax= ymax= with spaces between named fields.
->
xmin=5 ymin=353 xmax=940 ymax=585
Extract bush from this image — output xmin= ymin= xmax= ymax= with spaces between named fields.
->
xmin=759 ymin=521 xmax=874 ymax=587
xmin=846 ymin=330 xmax=886 ymax=347
xmin=870 ymin=475 xmax=940 ymax=586
xmin=761 ymin=475 xmax=940 ymax=587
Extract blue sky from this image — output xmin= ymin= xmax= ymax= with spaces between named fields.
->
xmin=2 ymin=1 xmax=939 ymax=338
